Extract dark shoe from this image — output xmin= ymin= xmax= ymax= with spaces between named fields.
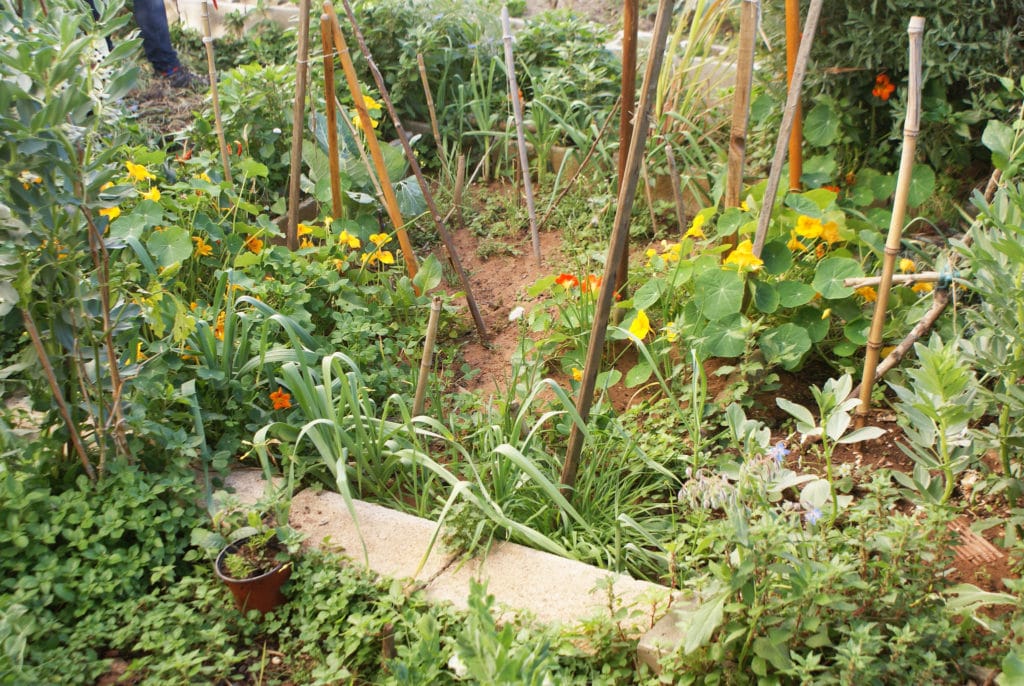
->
xmin=163 ymin=66 xmax=209 ymax=91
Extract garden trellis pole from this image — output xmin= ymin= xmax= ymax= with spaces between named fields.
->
xmin=417 ymin=53 xmax=448 ymax=180
xmin=325 ymin=6 xmax=419 ymax=281
xmin=335 ymin=0 xmax=489 ymax=340
xmin=286 ymin=0 xmax=312 ymax=251
xmin=560 ymin=0 xmax=674 ymax=493
xmin=501 ymin=6 xmax=541 ymax=266
xmin=200 ymin=0 xmax=232 ymax=185
xmin=751 ymin=0 xmax=823 ymax=257
xmin=613 ymin=0 xmax=638 ymax=296
xmin=319 ymin=14 xmax=343 ymax=220
xmin=413 ymin=297 xmax=442 ymax=416
xmin=856 ymin=16 xmax=926 ymax=419
xmin=723 ymin=0 xmax=758 ymax=222
xmin=785 ymin=0 xmax=803 ymax=191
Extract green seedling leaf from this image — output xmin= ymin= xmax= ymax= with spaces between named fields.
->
xmin=837 ymin=426 xmax=887 ymax=444
xmin=982 ymin=119 xmax=1014 ymax=172
xmin=759 ymin=323 xmax=811 ymax=371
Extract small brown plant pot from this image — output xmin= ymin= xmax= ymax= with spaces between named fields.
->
xmin=214 ymin=539 xmax=293 ymax=614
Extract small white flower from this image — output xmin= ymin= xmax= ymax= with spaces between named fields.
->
xmin=447 ymin=653 xmax=468 ymax=678
xmin=508 ymin=306 xmax=525 ymax=322
xmin=272 ymin=127 xmax=282 ymax=134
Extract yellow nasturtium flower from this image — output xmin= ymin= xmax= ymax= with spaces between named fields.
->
xmin=899 ymin=258 xmax=916 ymax=273
xmin=339 ymin=230 xmax=361 ymax=249
xmin=571 ymin=367 xmax=583 ymax=382
xmin=125 ymin=161 xmax=155 ymax=182
xmin=723 ymin=240 xmax=763 ymax=271
xmin=141 ymin=186 xmax=161 ymax=202
xmin=99 ymin=206 xmax=121 ymax=220
xmin=629 ymin=309 xmax=651 ymax=339
xmin=794 ymin=215 xmax=823 ymax=239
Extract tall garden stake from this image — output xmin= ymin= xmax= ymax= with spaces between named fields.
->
xmin=286 ymin=0 xmax=312 ymax=250
xmin=413 ymin=297 xmax=442 ymax=416
xmin=856 ymin=17 xmax=926 ymax=421
xmin=723 ymin=0 xmax=758 ymax=224
xmin=501 ymin=6 xmax=541 ymax=265
xmin=751 ymin=0 xmax=823 ymax=257
xmin=613 ymin=0 xmax=638 ymax=296
xmin=325 ymin=5 xmax=418 ymax=281
xmin=320 ymin=14 xmax=343 ymax=220
xmin=417 ymin=53 xmax=447 ymax=180
xmin=336 ymin=0 xmax=488 ymax=339
xmin=200 ymin=0 xmax=232 ymax=185
xmin=785 ymin=0 xmax=803 ymax=191
xmin=560 ymin=0 xmax=674 ymax=494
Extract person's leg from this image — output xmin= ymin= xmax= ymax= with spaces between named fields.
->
xmin=132 ymin=0 xmax=180 ymax=75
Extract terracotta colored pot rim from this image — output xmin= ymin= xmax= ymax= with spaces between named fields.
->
xmin=214 ymin=536 xmax=291 ymax=583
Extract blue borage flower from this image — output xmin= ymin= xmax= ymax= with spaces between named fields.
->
xmin=767 ymin=441 xmax=790 ymax=465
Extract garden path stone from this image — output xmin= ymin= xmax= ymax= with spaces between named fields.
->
xmin=223 ymin=470 xmax=693 ymax=669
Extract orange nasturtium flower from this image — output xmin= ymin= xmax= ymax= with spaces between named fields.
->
xmin=300 ymin=237 xmax=314 ymax=249
xmin=213 ymin=311 xmax=226 ymax=340
xmin=856 ymin=286 xmax=878 ymax=303
xmin=555 ymin=273 xmax=579 ymax=289
xmin=872 ymin=73 xmax=895 ymax=101
xmin=270 ymin=387 xmax=292 ymax=410
xmin=821 ymin=221 xmax=842 ymax=244
xmin=125 ymin=161 xmax=156 ymax=182
xmin=723 ymin=240 xmax=763 ymax=271
xmin=192 ymin=235 xmax=213 ymax=257
xmin=628 ymin=309 xmax=651 ymax=339
xmin=787 ymin=233 xmax=808 ymax=253
xmin=244 ymin=235 xmax=264 ymax=254
xmin=582 ymin=274 xmax=602 ymax=294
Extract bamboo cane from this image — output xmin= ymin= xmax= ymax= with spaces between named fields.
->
xmin=320 ymin=15 xmax=344 ymax=220
xmin=335 ymin=0 xmax=489 ymax=340
xmin=200 ymin=0 xmax=232 ymax=185
xmin=613 ymin=0 xmax=639 ymax=296
xmin=664 ymin=138 xmax=686 ymax=235
xmin=723 ymin=0 xmax=758 ymax=221
xmin=844 ymin=272 xmax=941 ymax=289
xmin=286 ymin=0 xmax=311 ymax=251
xmin=417 ymin=53 xmax=448 ymax=180
xmin=413 ymin=297 xmax=442 ymax=416
xmin=23 ymin=309 xmax=95 ymax=480
xmin=560 ymin=0 xmax=674 ymax=493
xmin=751 ymin=0 xmax=823 ymax=257
xmin=856 ymin=16 xmax=926 ymax=421
xmin=785 ymin=0 xmax=803 ymax=191
xmin=325 ymin=6 xmax=418 ymax=281
xmin=453 ymin=154 xmax=467 ymax=231
xmin=501 ymin=6 xmax=541 ymax=265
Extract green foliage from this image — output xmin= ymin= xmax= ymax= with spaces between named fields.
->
xmin=760 ymin=0 xmax=1024 ymax=175
xmin=0 ymin=463 xmax=204 ymax=683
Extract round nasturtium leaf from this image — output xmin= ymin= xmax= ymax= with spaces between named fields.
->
xmin=776 ymin=281 xmax=817 ymax=308
xmin=907 ymin=163 xmax=936 ymax=208
xmin=804 ymin=102 xmax=839 ymax=146
xmin=761 ymin=238 xmax=793 ymax=275
xmin=695 ymin=269 xmax=744 ymax=321
xmin=812 ymin=257 xmax=864 ymax=299
xmin=753 ymin=279 xmax=780 ymax=314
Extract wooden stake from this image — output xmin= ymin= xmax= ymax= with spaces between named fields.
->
xmin=614 ymin=0 xmax=639 ymax=296
xmin=856 ymin=16 xmax=926 ymax=421
xmin=501 ymin=6 xmax=541 ymax=265
xmin=560 ymin=0 xmax=674 ymax=493
xmin=200 ymin=0 xmax=232 ymax=185
xmin=320 ymin=14 xmax=343 ymax=220
xmin=413 ymin=297 xmax=442 ymax=416
xmin=785 ymin=0 xmax=803 ymax=191
xmin=336 ymin=0 xmax=489 ymax=340
xmin=417 ymin=53 xmax=448 ymax=179
xmin=286 ymin=0 xmax=312 ymax=251
xmin=325 ymin=5 xmax=418 ymax=281
xmin=453 ymin=154 xmax=467 ymax=231
xmin=664 ymin=139 xmax=686 ymax=235
xmin=751 ymin=0 xmax=824 ymax=257
xmin=723 ymin=0 xmax=758 ymax=225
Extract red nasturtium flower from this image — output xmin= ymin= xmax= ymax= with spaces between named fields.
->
xmin=872 ymin=73 xmax=895 ymax=101
xmin=270 ymin=387 xmax=292 ymax=410
xmin=555 ymin=273 xmax=579 ymax=289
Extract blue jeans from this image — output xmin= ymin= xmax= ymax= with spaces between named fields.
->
xmin=132 ymin=0 xmax=181 ymax=74
xmin=86 ymin=0 xmax=181 ymax=74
